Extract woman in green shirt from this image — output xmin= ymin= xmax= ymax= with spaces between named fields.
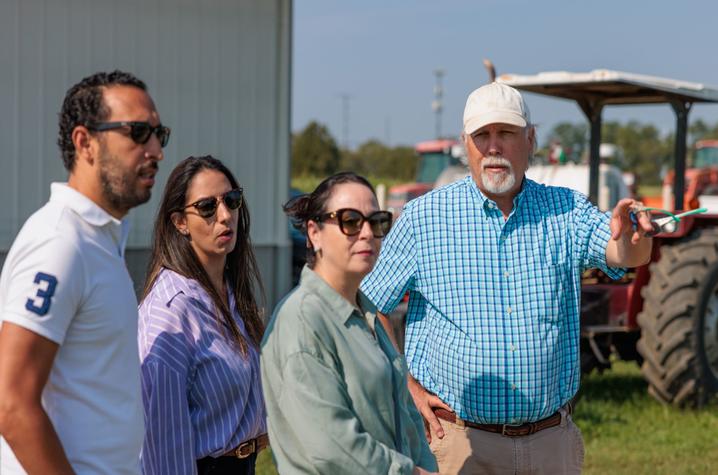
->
xmin=261 ymin=172 xmax=437 ymax=475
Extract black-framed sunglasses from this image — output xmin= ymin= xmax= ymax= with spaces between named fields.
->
xmin=87 ymin=121 xmax=171 ymax=147
xmin=182 ymin=188 xmax=243 ymax=218
xmin=315 ymin=208 xmax=393 ymax=238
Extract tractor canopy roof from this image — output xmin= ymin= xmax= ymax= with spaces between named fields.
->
xmin=496 ymin=69 xmax=718 ymax=210
xmin=497 ymin=69 xmax=718 ymax=105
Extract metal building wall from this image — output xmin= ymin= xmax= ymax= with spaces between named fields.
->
xmin=0 ymin=0 xmax=292 ymax=306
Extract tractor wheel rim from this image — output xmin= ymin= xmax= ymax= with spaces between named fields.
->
xmin=705 ymin=280 xmax=718 ymax=380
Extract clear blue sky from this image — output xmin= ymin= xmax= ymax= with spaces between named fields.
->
xmin=293 ymin=0 xmax=718 ymax=149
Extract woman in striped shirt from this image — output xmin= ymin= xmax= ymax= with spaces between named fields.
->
xmin=138 ymin=156 xmax=267 ymax=475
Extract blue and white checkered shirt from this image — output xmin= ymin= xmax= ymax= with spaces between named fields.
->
xmin=362 ymin=176 xmax=624 ymax=424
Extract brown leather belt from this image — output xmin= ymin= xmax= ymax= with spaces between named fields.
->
xmin=221 ymin=434 xmax=270 ymax=459
xmin=434 ymin=408 xmax=566 ymax=437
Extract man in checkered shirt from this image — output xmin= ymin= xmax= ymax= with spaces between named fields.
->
xmin=362 ymin=82 xmax=654 ymax=474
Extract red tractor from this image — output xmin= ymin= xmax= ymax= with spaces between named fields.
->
xmin=651 ymin=139 xmax=718 ymax=211
xmin=496 ymin=69 xmax=718 ymax=407
xmin=386 ymin=139 xmax=462 ymax=218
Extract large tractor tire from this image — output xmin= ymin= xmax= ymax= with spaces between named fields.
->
xmin=637 ymin=227 xmax=718 ymax=407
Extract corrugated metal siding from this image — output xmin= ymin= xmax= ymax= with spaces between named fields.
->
xmin=0 ymin=0 xmax=292 ymax=304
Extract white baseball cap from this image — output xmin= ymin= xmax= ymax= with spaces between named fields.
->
xmin=463 ymin=82 xmax=531 ymax=135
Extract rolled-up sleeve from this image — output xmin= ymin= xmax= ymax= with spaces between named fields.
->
xmin=573 ymin=191 xmax=626 ymax=278
xmin=279 ymin=350 xmax=415 ymax=475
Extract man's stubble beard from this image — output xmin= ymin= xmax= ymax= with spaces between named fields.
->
xmin=98 ymin=149 xmax=152 ymax=213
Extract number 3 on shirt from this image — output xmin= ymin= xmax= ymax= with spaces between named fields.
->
xmin=25 ymin=272 xmax=58 ymax=316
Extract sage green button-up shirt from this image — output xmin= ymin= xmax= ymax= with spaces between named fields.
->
xmin=261 ymin=267 xmax=437 ymax=475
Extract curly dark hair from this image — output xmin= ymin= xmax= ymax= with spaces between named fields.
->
xmin=57 ymin=70 xmax=146 ymax=171
xmin=283 ymin=171 xmax=376 ymax=268
xmin=142 ymin=156 xmax=266 ymax=354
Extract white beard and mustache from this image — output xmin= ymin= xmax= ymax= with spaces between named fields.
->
xmin=479 ymin=156 xmax=516 ymax=194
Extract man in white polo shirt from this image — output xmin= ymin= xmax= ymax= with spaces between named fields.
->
xmin=0 ymin=70 xmax=168 ymax=474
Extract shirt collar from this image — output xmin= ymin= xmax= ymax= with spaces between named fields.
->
xmin=465 ymin=175 xmax=533 ymax=213
xmin=156 ymin=268 xmax=214 ymax=306
xmin=299 ymin=266 xmax=377 ymax=325
xmin=50 ymin=182 xmax=130 ymax=253
xmin=513 ymin=177 xmax=533 ymax=209
xmin=155 ymin=269 xmax=244 ymax=332
xmin=50 ymin=182 xmax=121 ymax=226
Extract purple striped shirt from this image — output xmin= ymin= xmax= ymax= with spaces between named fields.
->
xmin=138 ymin=268 xmax=266 ymax=474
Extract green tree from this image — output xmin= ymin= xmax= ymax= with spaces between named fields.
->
xmin=689 ymin=119 xmax=711 ymax=143
xmin=688 ymin=119 xmax=718 ymax=143
xmin=544 ymin=119 xmax=718 ymax=186
xmin=339 ymin=140 xmax=417 ymax=181
xmin=603 ymin=120 xmax=672 ymax=186
xmin=544 ymin=122 xmax=588 ymax=162
xmin=291 ymin=121 xmax=340 ymax=177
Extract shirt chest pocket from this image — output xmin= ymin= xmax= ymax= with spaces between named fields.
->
xmin=539 ymin=220 xmax=570 ymax=267
xmin=522 ymin=263 xmax=568 ymax=323
xmin=518 ymin=234 xmax=571 ymax=324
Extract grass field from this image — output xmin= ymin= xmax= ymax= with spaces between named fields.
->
xmin=255 ymin=360 xmax=718 ymax=474
xmin=574 ymin=360 xmax=718 ymax=475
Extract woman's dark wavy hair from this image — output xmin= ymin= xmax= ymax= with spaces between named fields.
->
xmin=283 ymin=171 xmax=375 ymax=268
xmin=58 ymin=70 xmax=146 ymax=172
xmin=142 ymin=155 xmax=265 ymax=354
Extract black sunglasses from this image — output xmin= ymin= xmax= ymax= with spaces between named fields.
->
xmin=87 ymin=121 xmax=171 ymax=147
xmin=315 ymin=208 xmax=393 ymax=238
xmin=182 ymin=188 xmax=243 ymax=218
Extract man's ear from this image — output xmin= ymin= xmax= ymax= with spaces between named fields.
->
xmin=72 ymin=125 xmax=97 ymax=167
xmin=171 ymin=211 xmax=189 ymax=236
xmin=528 ymin=126 xmax=537 ymax=150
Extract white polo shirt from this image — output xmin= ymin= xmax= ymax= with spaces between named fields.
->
xmin=0 ymin=183 xmax=144 ymax=475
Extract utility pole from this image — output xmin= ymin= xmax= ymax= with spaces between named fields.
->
xmin=338 ymin=93 xmax=352 ymax=150
xmin=432 ymin=69 xmax=445 ymax=139
xmin=384 ymin=116 xmax=392 ymax=146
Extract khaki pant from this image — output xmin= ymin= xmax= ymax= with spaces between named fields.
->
xmin=429 ymin=407 xmax=584 ymax=474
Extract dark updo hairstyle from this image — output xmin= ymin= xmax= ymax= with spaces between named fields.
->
xmin=142 ymin=155 xmax=265 ymax=354
xmin=283 ymin=171 xmax=376 ymax=268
